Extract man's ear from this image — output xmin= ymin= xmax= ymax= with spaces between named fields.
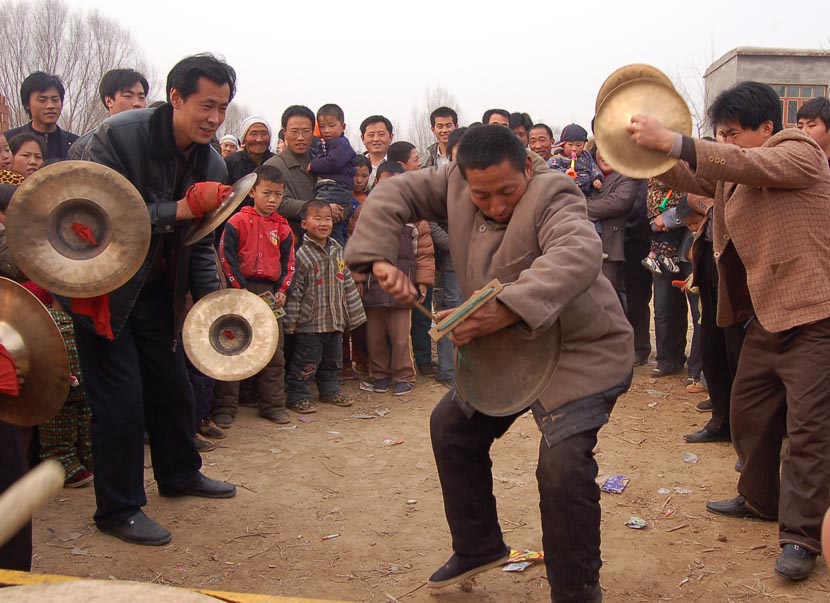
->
xmin=762 ymin=120 xmax=774 ymax=137
xmin=169 ymin=88 xmax=183 ymax=110
xmin=525 ymin=155 xmax=533 ymax=178
xmin=104 ymin=96 xmax=114 ymax=110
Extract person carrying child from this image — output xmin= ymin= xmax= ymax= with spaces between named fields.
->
xmin=214 ymin=165 xmax=296 ymax=427
xmin=283 ymin=201 xmax=366 ymax=413
xmin=308 ymin=104 xmax=357 ymax=246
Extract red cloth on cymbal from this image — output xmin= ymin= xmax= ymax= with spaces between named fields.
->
xmin=20 ymin=281 xmax=53 ymax=306
xmin=71 ymin=294 xmax=114 ymax=340
xmin=71 ymin=221 xmax=99 ymax=245
xmin=184 ymin=182 xmax=233 ymax=218
xmin=0 ymin=343 xmax=19 ymax=396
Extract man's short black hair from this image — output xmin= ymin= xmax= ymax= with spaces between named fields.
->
xmin=456 ymin=125 xmax=526 ymax=179
xmin=376 ymin=160 xmax=405 ymax=180
xmin=446 ymin=126 xmax=468 ymax=159
xmin=98 ymin=69 xmax=149 ymax=108
xmin=482 ymin=108 xmax=510 ymax=125
xmin=430 ymin=106 xmax=458 ymax=128
xmin=529 ymin=123 xmax=553 ymax=139
xmin=253 ymin=165 xmax=284 ymax=188
xmin=359 ymin=115 xmax=393 ymax=136
xmin=166 ymin=53 xmax=236 ymax=103
xmin=317 ymin=103 xmax=345 ymax=123
xmin=281 ymin=105 xmax=315 ymax=129
xmin=20 ymin=72 xmax=66 ymax=117
xmin=510 ymin=112 xmax=533 ymax=130
xmin=8 ymin=132 xmax=46 ymax=157
xmin=708 ymin=81 xmax=783 ymax=135
xmin=301 ymin=199 xmax=331 ymax=220
xmin=0 ymin=184 xmax=17 ymax=212
xmin=387 ymin=141 xmax=415 ymax=164
xmin=354 ymin=154 xmax=371 ymax=170
xmin=797 ymin=97 xmax=830 ymax=130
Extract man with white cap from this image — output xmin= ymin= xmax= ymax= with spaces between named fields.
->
xmin=225 ymin=116 xmax=275 ymax=183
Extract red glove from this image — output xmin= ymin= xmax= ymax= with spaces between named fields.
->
xmin=71 ymin=295 xmax=114 ymax=340
xmin=185 ymin=182 xmax=233 ymax=218
xmin=0 ymin=343 xmax=19 ymax=396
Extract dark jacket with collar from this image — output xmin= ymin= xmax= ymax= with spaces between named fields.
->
xmin=225 ymin=148 xmax=275 ymax=184
xmin=5 ymin=122 xmax=79 ymax=161
xmin=587 ymin=171 xmax=643 ymax=262
xmin=68 ymin=103 xmax=224 ymax=339
xmin=264 ymin=149 xmax=316 ymax=243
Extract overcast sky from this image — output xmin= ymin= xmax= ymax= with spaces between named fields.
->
xmin=67 ymin=0 xmax=830 ymax=148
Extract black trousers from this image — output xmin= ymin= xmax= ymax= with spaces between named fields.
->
xmin=653 ymin=263 xmax=689 ymax=370
xmin=285 ymin=332 xmax=343 ymax=404
xmin=0 ymin=421 xmax=31 ymax=570
xmin=74 ymin=280 xmax=201 ymax=527
xmin=430 ymin=383 xmax=627 ymax=603
xmin=623 ymin=239 xmax=652 ymax=361
xmin=411 ymin=286 xmax=433 ymax=367
xmin=697 ymin=242 xmax=745 ymax=434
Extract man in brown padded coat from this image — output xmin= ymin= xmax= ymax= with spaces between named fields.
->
xmin=345 ymin=125 xmax=633 ymax=603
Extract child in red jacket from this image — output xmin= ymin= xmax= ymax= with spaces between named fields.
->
xmin=213 ymin=165 xmax=296 ymax=426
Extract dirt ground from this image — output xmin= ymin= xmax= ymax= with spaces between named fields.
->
xmin=30 ymin=363 xmax=830 ymax=602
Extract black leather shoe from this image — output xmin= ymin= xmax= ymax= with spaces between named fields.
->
xmin=633 ymin=354 xmax=649 ymax=367
xmin=651 ymin=364 xmax=683 ymax=378
xmin=158 ymin=473 xmax=236 ymax=499
xmin=683 ymin=427 xmax=731 ymax=443
xmin=98 ymin=511 xmax=171 ymax=546
xmin=427 ymin=545 xmax=510 ymax=588
xmin=775 ymin=544 xmax=816 ymax=580
xmin=695 ymin=398 xmax=713 ymax=412
xmin=706 ymin=495 xmax=776 ymax=521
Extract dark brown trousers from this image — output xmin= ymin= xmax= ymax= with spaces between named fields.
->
xmin=731 ymin=317 xmax=830 ymax=552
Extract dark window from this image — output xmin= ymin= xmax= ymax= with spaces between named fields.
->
xmin=772 ymin=84 xmax=829 ymax=126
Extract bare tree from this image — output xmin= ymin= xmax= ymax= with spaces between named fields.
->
xmin=0 ymin=0 xmax=158 ymax=134
xmin=216 ymin=101 xmax=253 ymax=141
xmin=671 ymin=40 xmax=719 ymax=137
xmin=407 ymin=85 xmax=465 ymax=153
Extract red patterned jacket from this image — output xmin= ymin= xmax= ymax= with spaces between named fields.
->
xmin=219 ymin=206 xmax=295 ymax=292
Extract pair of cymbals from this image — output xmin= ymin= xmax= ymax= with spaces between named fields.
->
xmin=6 ymin=162 xmax=255 ymax=297
xmin=183 ymin=288 xmax=279 ymax=382
xmin=0 ymin=278 xmax=69 ymax=426
xmin=594 ymin=64 xmax=692 ymax=178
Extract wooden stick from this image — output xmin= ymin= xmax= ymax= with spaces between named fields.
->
xmin=0 ymin=460 xmax=64 ymax=547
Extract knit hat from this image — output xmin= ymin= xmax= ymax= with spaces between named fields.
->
xmin=219 ymin=134 xmax=239 ymax=147
xmin=559 ymin=124 xmax=588 ymax=143
xmin=239 ymin=116 xmax=271 ymax=142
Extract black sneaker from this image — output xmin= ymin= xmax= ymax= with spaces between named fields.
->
xmin=695 ymin=398 xmax=713 ymax=412
xmin=774 ymin=544 xmax=816 ymax=580
xmin=427 ymin=545 xmax=510 ymax=588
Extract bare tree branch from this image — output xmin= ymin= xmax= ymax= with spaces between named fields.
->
xmin=0 ymin=0 xmax=156 ymax=134
xmin=406 ymin=85 xmax=465 ymax=153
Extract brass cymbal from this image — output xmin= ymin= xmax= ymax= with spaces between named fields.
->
xmin=184 ymin=173 xmax=257 ymax=246
xmin=594 ymin=79 xmax=692 ymax=179
xmin=5 ymin=161 xmax=151 ymax=298
xmin=595 ymin=63 xmax=675 ymax=112
xmin=183 ymin=288 xmax=279 ymax=381
xmin=455 ymin=321 xmax=562 ymax=417
xmin=0 ymin=278 xmax=69 ymax=426
xmin=0 ymin=579 xmax=220 ymax=602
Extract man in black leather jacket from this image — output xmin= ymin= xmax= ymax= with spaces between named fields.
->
xmin=70 ymin=54 xmax=238 ymax=546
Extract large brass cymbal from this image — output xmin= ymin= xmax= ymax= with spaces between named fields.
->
xmin=595 ymin=63 xmax=674 ymax=112
xmin=183 ymin=288 xmax=279 ymax=381
xmin=184 ymin=173 xmax=257 ymax=246
xmin=0 ymin=278 xmax=69 ymax=426
xmin=5 ymin=161 xmax=151 ymax=297
xmin=594 ymin=79 xmax=692 ymax=179
xmin=455 ymin=321 xmax=562 ymax=417
xmin=0 ymin=579 xmax=220 ymax=602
